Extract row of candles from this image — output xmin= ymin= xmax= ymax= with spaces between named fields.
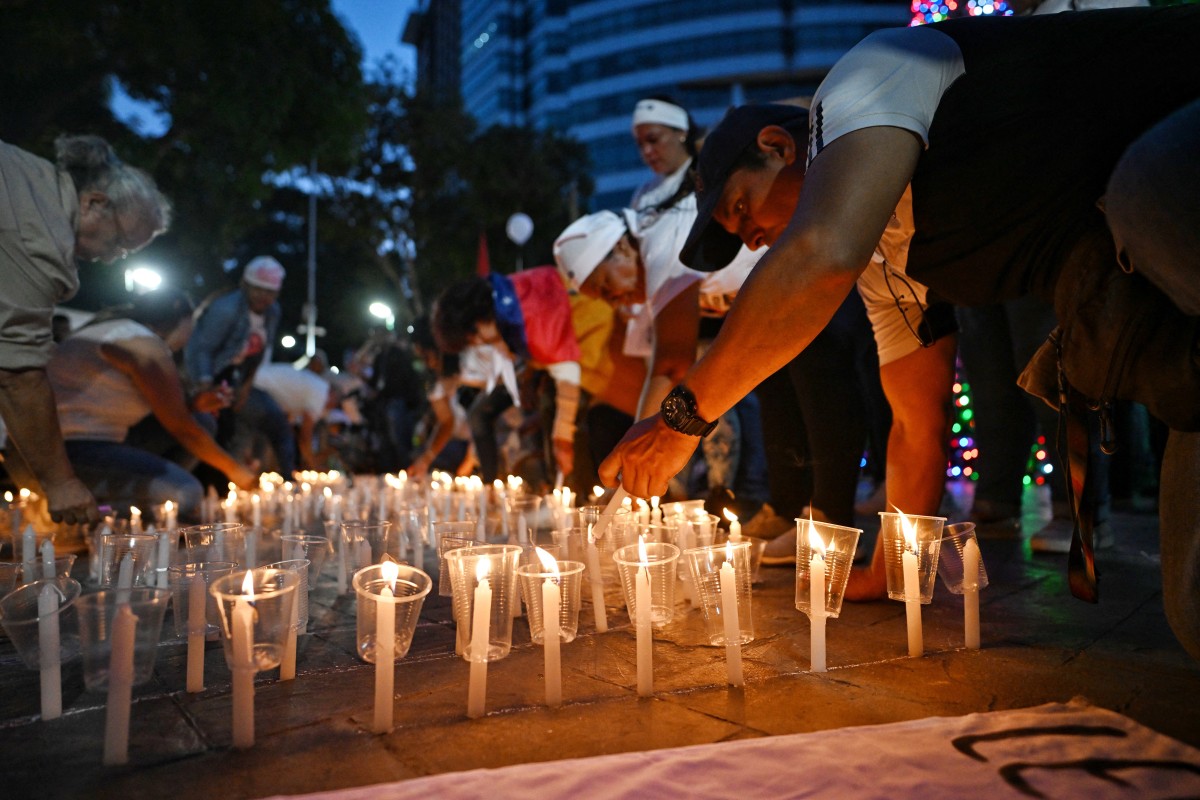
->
xmin=1 ymin=473 xmax=988 ymax=764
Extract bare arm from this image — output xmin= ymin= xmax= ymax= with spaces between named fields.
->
xmin=410 ymin=384 xmax=456 ymax=473
xmin=0 ymin=368 xmax=98 ymax=524
xmin=636 ymin=281 xmax=701 ymax=420
xmin=101 ymin=337 xmax=258 ymax=489
xmin=600 ymin=127 xmax=922 ymax=496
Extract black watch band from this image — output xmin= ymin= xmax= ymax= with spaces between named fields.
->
xmin=660 ymin=384 xmax=718 ymax=437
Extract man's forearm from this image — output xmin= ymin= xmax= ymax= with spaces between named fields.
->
xmin=0 ymin=368 xmax=79 ymax=490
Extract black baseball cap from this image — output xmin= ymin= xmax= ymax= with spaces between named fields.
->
xmin=680 ymin=103 xmax=809 ymax=271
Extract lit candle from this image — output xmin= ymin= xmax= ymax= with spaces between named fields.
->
xmin=495 ymin=480 xmax=510 ymax=540
xmin=279 ymin=566 xmax=299 ymax=682
xmin=535 ymin=548 xmax=562 ymax=706
xmin=41 ymin=538 xmax=55 ymax=580
xmin=899 ymin=513 xmax=923 ymax=658
xmin=373 ymin=559 xmax=398 ymax=733
xmin=808 ymin=521 xmax=827 ymax=672
xmin=724 ymin=509 xmax=741 ymax=542
xmin=38 ymin=583 xmax=62 ymax=720
xmin=963 ymin=537 xmax=981 ymax=650
xmin=586 ymin=523 xmax=607 ymax=633
xmin=186 ymin=571 xmax=206 ymax=693
xmin=223 ymin=491 xmax=238 ymax=524
xmin=103 ymin=603 xmax=138 ymax=765
xmin=474 ymin=477 xmax=487 ymax=542
xmin=5 ymin=490 xmax=17 ymax=536
xmin=467 ymin=558 xmax=492 ymax=719
xmin=232 ymin=571 xmax=256 ymax=748
xmin=22 ymin=524 xmax=36 ymax=583
xmin=635 ymin=536 xmax=653 ymax=697
xmin=163 ymin=500 xmax=177 ymax=532
xmin=650 ymin=496 xmax=662 ymax=525
xmin=251 ymin=494 xmax=261 ymax=529
xmin=129 ymin=506 xmax=142 ymax=535
xmin=719 ymin=544 xmax=744 ymax=687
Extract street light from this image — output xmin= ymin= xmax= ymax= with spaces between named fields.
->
xmin=368 ymin=301 xmax=395 ymax=331
xmin=124 ymin=265 xmax=163 ymax=294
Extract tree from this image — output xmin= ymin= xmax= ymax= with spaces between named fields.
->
xmin=0 ymin=0 xmax=369 ymax=306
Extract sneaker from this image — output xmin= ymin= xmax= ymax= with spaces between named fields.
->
xmin=741 ymin=503 xmax=793 ymax=540
xmin=760 ymin=526 xmax=797 ymax=565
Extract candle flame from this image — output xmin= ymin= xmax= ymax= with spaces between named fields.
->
xmin=894 ymin=505 xmax=918 ymax=551
xmin=651 ymin=496 xmax=659 ymax=510
xmin=723 ymin=508 xmax=738 ymax=524
xmin=475 ymin=557 xmax=491 ymax=582
xmin=3 ymin=491 xmax=11 ymax=502
xmin=251 ymin=494 xmax=260 ymax=505
xmin=494 ymin=479 xmax=505 ymax=492
xmin=534 ymin=546 xmax=559 ymax=575
xmin=725 ymin=540 xmax=735 ymax=560
xmin=130 ymin=505 xmax=141 ymax=517
xmin=806 ymin=520 xmax=826 ymax=555
xmin=19 ymin=488 xmax=30 ymax=500
xmin=637 ymin=534 xmax=649 ymax=565
xmin=593 ymin=485 xmax=605 ymax=499
xmin=323 ymin=486 xmax=332 ymax=499
xmin=164 ymin=500 xmax=174 ymax=513
xmin=241 ymin=570 xmax=255 ymax=596
xmin=380 ymin=557 xmax=399 ymax=592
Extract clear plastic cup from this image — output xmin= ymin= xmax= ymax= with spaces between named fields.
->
xmin=167 ymin=561 xmax=236 ymax=639
xmin=210 ymin=568 xmax=299 ymax=673
xmin=878 ymin=512 xmax=945 ymax=603
xmin=266 ymin=559 xmax=311 ymax=633
xmin=343 ymin=520 xmax=397 ymax=566
xmin=684 ymin=542 xmax=754 ymax=646
xmin=18 ymin=554 xmax=77 ymax=586
xmin=435 ymin=520 xmax=478 ymax=598
xmin=0 ymin=577 xmax=81 ymax=668
xmin=446 ymin=544 xmax=521 ymax=662
xmin=550 ymin=527 xmax=588 ymax=564
xmin=75 ymin=588 xmax=171 ymax=690
xmin=517 ymin=559 xmax=585 ymax=645
xmin=504 ymin=495 xmax=543 ymax=546
xmin=938 ymin=522 xmax=989 ymax=594
xmin=613 ymin=541 xmax=681 ymax=628
xmin=280 ymin=534 xmax=330 ymax=587
xmin=0 ymin=562 xmax=20 ymax=595
xmin=352 ymin=562 xmax=432 ymax=663
xmin=98 ymin=533 xmax=159 ymax=587
xmin=181 ymin=522 xmax=246 ymax=565
xmin=396 ymin=503 xmax=430 ymax=569
xmin=794 ymin=519 xmax=862 ymax=618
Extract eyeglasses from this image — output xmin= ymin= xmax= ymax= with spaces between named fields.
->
xmin=882 ymin=265 xmax=935 ymax=348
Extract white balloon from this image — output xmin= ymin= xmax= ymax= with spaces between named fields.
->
xmin=506 ymin=212 xmax=534 ymax=246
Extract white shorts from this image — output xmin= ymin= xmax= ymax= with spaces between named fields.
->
xmin=856 ymin=256 xmax=934 ymax=366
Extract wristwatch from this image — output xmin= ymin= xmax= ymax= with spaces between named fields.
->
xmin=660 ymin=384 xmax=718 ymax=437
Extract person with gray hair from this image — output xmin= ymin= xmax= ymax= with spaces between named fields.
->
xmin=0 ymin=133 xmax=171 ymax=524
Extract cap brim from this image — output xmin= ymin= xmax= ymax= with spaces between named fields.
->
xmin=679 ymin=182 xmax=744 ymax=272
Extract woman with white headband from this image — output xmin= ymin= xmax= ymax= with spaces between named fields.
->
xmin=630 ymin=96 xmax=699 ymax=212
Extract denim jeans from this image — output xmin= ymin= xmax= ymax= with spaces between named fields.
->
xmin=65 ymin=440 xmax=204 ymax=520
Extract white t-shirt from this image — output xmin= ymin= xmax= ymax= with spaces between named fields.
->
xmin=48 ymin=319 xmax=158 ymax=441
xmin=807 ymin=26 xmax=964 ymax=365
xmin=622 ymin=198 xmax=706 ymax=358
xmin=252 ymin=363 xmax=330 ymax=423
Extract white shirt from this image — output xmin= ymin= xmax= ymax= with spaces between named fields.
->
xmin=253 ymin=363 xmax=330 ymax=422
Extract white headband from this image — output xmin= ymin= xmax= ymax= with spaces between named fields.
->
xmin=632 ymin=99 xmax=689 ymax=132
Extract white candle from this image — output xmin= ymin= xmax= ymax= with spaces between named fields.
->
xmin=130 ymin=506 xmax=142 ymax=535
xmin=223 ymin=493 xmax=237 ymax=524
xmin=164 ymin=500 xmax=177 ymax=532
xmin=590 ymin=486 xmax=628 ymax=544
xmin=38 ymin=584 xmax=62 ymax=720
xmin=232 ymin=572 xmax=256 ymax=748
xmin=186 ymin=572 xmax=206 ymax=692
xmin=963 ymin=537 xmax=981 ymax=650
xmin=719 ymin=555 xmax=744 ymax=687
xmin=41 ymin=538 xmax=55 ymax=580
xmin=103 ymin=603 xmax=138 ymax=765
xmin=586 ymin=524 xmax=608 ymax=633
xmin=901 ymin=530 xmax=923 ymax=657
xmin=117 ymin=551 xmax=134 ymax=592
xmin=251 ymin=494 xmax=261 ymax=529
xmin=467 ymin=560 xmax=492 ymax=719
xmin=808 ymin=523 xmax=827 ymax=673
xmin=495 ymin=480 xmax=510 ymax=540
xmin=337 ymin=528 xmax=348 ymax=596
xmin=635 ymin=548 xmax=653 ymax=697
xmin=373 ymin=561 xmax=398 ymax=733
xmin=280 ymin=576 xmax=298 ymax=682
xmin=244 ymin=528 xmax=258 ymax=570
xmin=650 ymin=496 xmax=662 ymax=525
xmin=517 ymin=513 xmax=528 ymax=545
xmin=536 ymin=548 xmax=561 ymax=706
xmin=155 ymin=531 xmax=171 ymax=588
xmin=22 ymin=524 xmax=36 ymax=583
xmin=724 ymin=509 xmax=741 ymax=542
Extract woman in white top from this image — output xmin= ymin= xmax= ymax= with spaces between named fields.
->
xmin=47 ymin=289 xmax=257 ymax=522
xmin=630 ymin=96 xmax=698 ymax=212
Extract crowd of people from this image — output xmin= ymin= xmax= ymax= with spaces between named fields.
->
xmin=0 ymin=6 xmax=1196 ymax=660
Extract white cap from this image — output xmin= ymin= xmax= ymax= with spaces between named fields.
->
xmin=243 ymin=256 xmax=285 ymax=291
xmin=632 ymin=98 xmax=689 ymax=132
xmin=553 ymin=210 xmax=629 ymax=290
